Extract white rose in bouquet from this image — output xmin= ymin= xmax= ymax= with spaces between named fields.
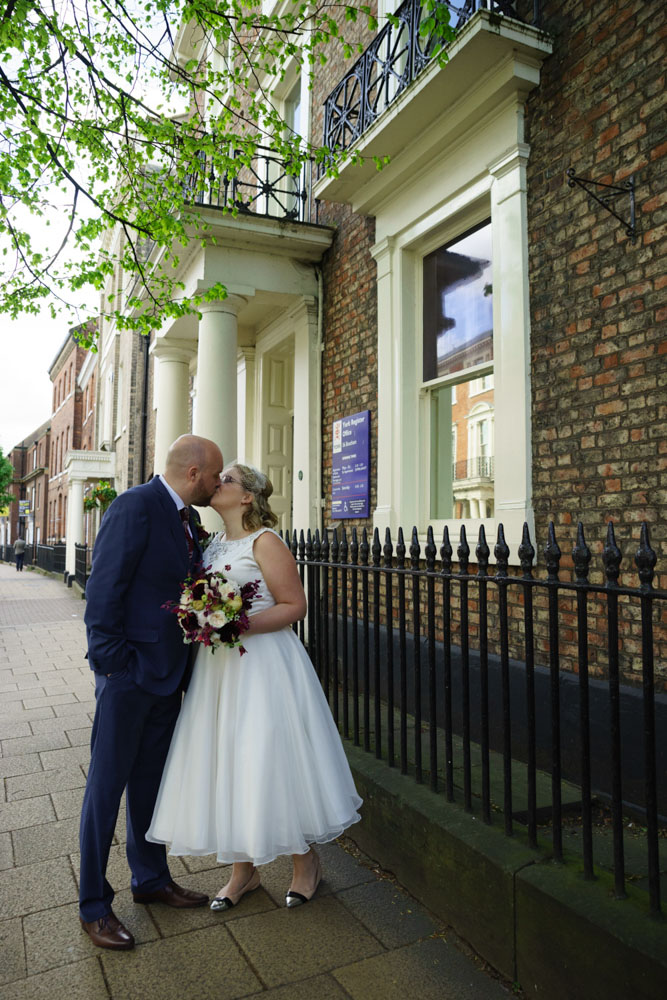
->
xmin=208 ymin=610 xmax=228 ymax=629
xmin=220 ymin=579 xmax=240 ymax=603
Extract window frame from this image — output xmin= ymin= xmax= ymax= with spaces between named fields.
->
xmin=372 ymin=145 xmax=535 ymax=562
xmin=417 ymin=205 xmax=496 ymax=529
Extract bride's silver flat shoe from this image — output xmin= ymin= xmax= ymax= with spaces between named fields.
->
xmin=211 ymin=868 xmax=260 ymax=911
xmin=285 ymin=855 xmax=321 ymax=908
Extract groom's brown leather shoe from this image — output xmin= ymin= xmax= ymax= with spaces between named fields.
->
xmin=132 ymin=879 xmax=208 ymax=908
xmin=80 ymin=911 xmax=135 ymax=950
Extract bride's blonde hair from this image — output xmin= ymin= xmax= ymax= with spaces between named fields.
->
xmin=232 ymin=463 xmax=279 ymax=531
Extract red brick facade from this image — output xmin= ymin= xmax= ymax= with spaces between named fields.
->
xmin=47 ymin=333 xmax=88 ymax=542
xmin=6 ymin=422 xmax=50 ymax=546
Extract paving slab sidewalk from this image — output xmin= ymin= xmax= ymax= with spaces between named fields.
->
xmin=0 ymin=562 xmax=514 ymax=1000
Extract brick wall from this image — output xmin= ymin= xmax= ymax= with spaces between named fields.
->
xmin=525 ymin=0 xmax=666 ymax=590
xmin=318 ymin=202 xmax=378 ymax=531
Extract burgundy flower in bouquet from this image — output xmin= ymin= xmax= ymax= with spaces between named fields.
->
xmin=163 ymin=566 xmax=260 ymax=655
xmin=194 ymin=520 xmax=213 ymax=552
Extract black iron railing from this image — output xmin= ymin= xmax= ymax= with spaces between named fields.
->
xmin=34 ymin=543 xmax=66 ymax=574
xmin=282 ymin=520 xmax=666 ymax=918
xmin=1 ymin=544 xmax=32 ymax=567
xmin=322 ymin=0 xmax=537 ymax=157
xmin=74 ymin=543 xmax=89 ymax=593
xmin=183 ymin=147 xmax=319 ymax=224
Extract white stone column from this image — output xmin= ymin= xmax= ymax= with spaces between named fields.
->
xmin=370 ymin=237 xmax=397 ymax=534
xmin=371 ymin=237 xmax=420 ymax=535
xmin=489 ymin=142 xmax=534 ymax=545
xmin=150 ymin=339 xmax=195 ymax=475
xmin=193 ymin=297 xmax=246 ymax=464
xmin=65 ymin=476 xmax=85 ymax=577
xmin=237 ymin=347 xmax=256 ymax=464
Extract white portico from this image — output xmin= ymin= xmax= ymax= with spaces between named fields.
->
xmin=150 ymin=210 xmax=333 ymax=530
xmin=64 ymin=450 xmax=116 ymax=577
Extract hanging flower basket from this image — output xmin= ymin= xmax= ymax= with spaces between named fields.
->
xmin=83 ymin=480 xmax=117 ymax=515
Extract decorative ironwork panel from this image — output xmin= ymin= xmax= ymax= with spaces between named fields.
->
xmin=324 ymin=67 xmax=366 ymax=152
xmin=183 ymin=147 xmax=316 ymax=224
xmin=322 ymin=0 xmax=531 ymax=157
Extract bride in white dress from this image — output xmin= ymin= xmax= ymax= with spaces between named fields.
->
xmin=147 ymin=463 xmax=362 ymax=909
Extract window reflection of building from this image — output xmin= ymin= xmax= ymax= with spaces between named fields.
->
xmin=423 ymin=221 xmax=494 ymax=520
xmin=451 ymin=381 xmax=494 ymax=520
xmin=423 ymin=223 xmax=493 ymax=381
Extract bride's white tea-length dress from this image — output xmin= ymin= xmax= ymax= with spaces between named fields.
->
xmin=147 ymin=528 xmax=362 ymax=864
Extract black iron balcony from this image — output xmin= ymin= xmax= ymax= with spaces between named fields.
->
xmin=183 ymin=147 xmax=318 ymax=224
xmin=322 ymin=0 xmax=538 ymax=156
xmin=453 ymin=455 xmax=495 ymax=481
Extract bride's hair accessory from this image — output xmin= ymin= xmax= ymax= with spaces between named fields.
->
xmin=232 ymin=462 xmax=279 ymax=531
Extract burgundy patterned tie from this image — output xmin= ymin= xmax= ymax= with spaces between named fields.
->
xmin=179 ymin=507 xmax=194 ymax=558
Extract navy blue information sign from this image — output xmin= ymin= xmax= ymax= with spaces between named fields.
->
xmin=331 ymin=410 xmax=370 ymax=518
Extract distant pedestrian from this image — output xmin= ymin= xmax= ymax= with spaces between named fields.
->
xmin=14 ymin=537 xmax=26 ymax=572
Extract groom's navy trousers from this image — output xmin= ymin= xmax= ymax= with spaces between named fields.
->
xmin=79 ymin=477 xmax=202 ymax=923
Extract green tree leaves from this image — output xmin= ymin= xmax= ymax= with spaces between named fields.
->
xmin=0 ymin=0 xmax=456 ymax=345
xmin=0 ymin=447 xmax=15 ymax=511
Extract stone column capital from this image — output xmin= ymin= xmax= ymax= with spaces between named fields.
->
xmin=488 ymin=142 xmax=531 ymax=179
xmin=370 ymin=236 xmax=395 ymax=279
xmin=198 ymin=294 xmax=248 ymax=318
xmin=150 ymin=338 xmax=197 ymax=364
xmin=286 ymin=295 xmax=318 ymax=329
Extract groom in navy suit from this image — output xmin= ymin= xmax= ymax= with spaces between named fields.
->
xmin=79 ymin=434 xmax=223 ymax=950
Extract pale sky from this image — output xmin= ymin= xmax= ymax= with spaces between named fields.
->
xmin=0 ymin=313 xmax=75 ymax=455
xmin=0 ymin=185 xmax=95 ymax=457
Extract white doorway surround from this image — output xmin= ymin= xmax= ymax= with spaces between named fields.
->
xmin=252 ymin=297 xmax=320 ymax=533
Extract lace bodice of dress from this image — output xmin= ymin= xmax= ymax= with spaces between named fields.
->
xmin=203 ymin=528 xmax=278 ymax=614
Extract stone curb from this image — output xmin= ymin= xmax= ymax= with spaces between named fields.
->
xmin=344 ymin=744 xmax=667 ymax=1000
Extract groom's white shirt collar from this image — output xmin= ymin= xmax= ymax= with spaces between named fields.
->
xmin=158 ymin=474 xmax=187 ymax=512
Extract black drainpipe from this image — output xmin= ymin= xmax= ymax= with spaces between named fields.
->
xmin=139 ymin=332 xmax=150 ymax=483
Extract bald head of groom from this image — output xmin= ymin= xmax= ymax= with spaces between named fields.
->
xmin=163 ymin=435 xmax=223 ymax=507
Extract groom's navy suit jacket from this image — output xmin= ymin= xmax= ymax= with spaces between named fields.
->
xmin=84 ymin=476 xmax=202 ymax=696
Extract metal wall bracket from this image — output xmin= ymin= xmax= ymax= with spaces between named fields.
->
xmin=566 ymin=168 xmax=637 ymax=243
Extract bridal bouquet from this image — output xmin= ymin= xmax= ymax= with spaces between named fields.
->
xmin=163 ymin=567 xmax=260 ymax=655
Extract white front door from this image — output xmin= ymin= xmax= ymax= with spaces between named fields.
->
xmin=261 ymin=340 xmax=294 ymax=532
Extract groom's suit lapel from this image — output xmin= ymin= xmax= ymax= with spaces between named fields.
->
xmin=150 ymin=477 xmax=189 ymax=572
